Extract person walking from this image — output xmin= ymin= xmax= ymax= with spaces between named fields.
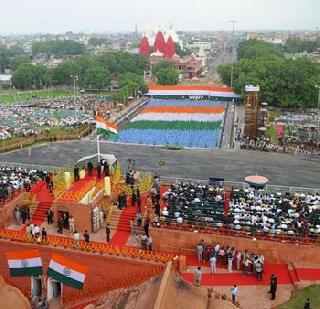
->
xmin=106 ymin=224 xmax=111 ymax=243
xmin=209 ymin=255 xmax=217 ymax=274
xmin=147 ymin=235 xmax=153 ymax=251
xmin=231 ymin=285 xmax=238 ymax=304
xmin=194 ymin=266 xmax=202 ymax=286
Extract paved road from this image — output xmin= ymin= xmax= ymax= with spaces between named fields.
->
xmin=0 ymin=141 xmax=319 ymax=188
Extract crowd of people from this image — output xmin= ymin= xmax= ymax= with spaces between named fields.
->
xmin=0 ymin=166 xmax=47 ymax=202
xmin=195 ymin=239 xmax=279 ymax=301
xmin=159 ymin=182 xmax=320 ymax=239
xmin=240 ymin=137 xmax=320 ymax=157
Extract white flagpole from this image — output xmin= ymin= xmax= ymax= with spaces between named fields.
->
xmin=97 ymin=134 xmax=101 ymax=163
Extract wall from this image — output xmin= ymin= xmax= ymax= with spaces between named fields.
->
xmin=0 ymin=192 xmax=32 ymax=228
xmin=150 ymin=227 xmax=320 ymax=265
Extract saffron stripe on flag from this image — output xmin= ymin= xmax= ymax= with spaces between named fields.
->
xmin=51 ymin=253 xmax=88 ymax=274
xmin=5 ymin=249 xmax=41 ymax=260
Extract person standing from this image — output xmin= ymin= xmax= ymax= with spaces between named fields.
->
xmin=231 ymin=285 xmax=238 ymax=304
xmin=194 ymin=267 xmax=202 ymax=286
xmin=197 ymin=243 xmax=204 ymax=262
xmin=227 ymin=248 xmax=234 ymax=273
xmin=269 ymin=274 xmax=278 ymax=300
xmin=41 ymin=228 xmax=47 ymax=242
xmin=73 ymin=231 xmax=80 ymax=246
xmin=15 ymin=206 xmax=21 ymax=225
xmin=131 ymin=189 xmax=137 ymax=207
xmin=68 ymin=216 xmax=75 ymax=233
xmin=103 ymin=161 xmax=109 ymax=177
xmin=106 ymin=224 xmax=111 ymax=243
xmin=130 ymin=218 xmax=136 ymax=236
xmin=304 ymin=298 xmax=310 ymax=309
xmin=74 ymin=165 xmax=80 ymax=181
xmin=83 ymin=230 xmax=90 ymax=243
xmin=97 ymin=162 xmax=102 ymax=179
xmin=87 ymin=161 xmax=93 ymax=176
xmin=255 ymin=261 xmax=263 ymax=281
xmin=147 ymin=235 xmax=153 ymax=251
xmin=209 ymin=255 xmax=217 ymax=274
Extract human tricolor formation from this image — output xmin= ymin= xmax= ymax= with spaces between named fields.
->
xmin=5 ymin=250 xmax=88 ymax=289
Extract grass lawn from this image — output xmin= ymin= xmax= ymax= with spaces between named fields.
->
xmin=0 ymin=88 xmax=112 ymax=103
xmin=0 ymin=89 xmax=73 ymax=103
xmin=277 ymin=285 xmax=320 ymax=309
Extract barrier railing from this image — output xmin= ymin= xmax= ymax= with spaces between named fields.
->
xmin=157 ymin=219 xmax=320 ymax=245
xmin=160 ymin=177 xmax=320 ymax=195
xmin=62 ymin=266 xmax=164 ymax=308
xmin=0 ymin=229 xmax=176 ymax=263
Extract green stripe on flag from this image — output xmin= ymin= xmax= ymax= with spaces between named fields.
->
xmin=97 ymin=128 xmax=117 ymax=139
xmin=10 ymin=266 xmax=42 ymax=277
xmin=121 ymin=120 xmax=222 ymax=131
xmin=47 ymin=268 xmax=84 ymax=289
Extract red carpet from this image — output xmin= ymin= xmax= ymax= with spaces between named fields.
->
xmin=59 ymin=171 xmax=101 ymax=201
xmin=110 ymin=194 xmax=148 ymax=246
xmin=295 ymin=268 xmax=320 ymax=281
xmin=21 ymin=181 xmax=54 ymax=229
xmin=182 ymin=263 xmax=292 ymax=286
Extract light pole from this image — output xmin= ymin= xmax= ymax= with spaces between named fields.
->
xmin=316 ymin=85 xmax=320 ymax=144
xmin=71 ymin=75 xmax=78 ymax=103
xmin=229 ymin=19 xmax=237 ymax=88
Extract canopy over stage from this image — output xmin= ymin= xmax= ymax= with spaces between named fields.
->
xmin=245 ymin=175 xmax=269 ymax=188
xmin=77 ymin=154 xmax=117 ymax=166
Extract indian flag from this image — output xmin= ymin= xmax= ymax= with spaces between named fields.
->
xmin=96 ymin=116 xmax=118 ymax=139
xmin=5 ymin=249 xmax=42 ymax=277
xmin=47 ymin=254 xmax=88 ymax=289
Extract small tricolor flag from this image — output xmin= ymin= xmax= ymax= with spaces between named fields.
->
xmin=47 ymin=254 xmax=88 ymax=289
xmin=96 ymin=116 xmax=118 ymax=139
xmin=5 ymin=249 xmax=42 ymax=277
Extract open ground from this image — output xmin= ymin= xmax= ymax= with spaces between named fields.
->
xmin=0 ymin=140 xmax=319 ymax=188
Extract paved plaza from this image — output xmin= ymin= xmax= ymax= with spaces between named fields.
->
xmin=0 ymin=140 xmax=319 ymax=188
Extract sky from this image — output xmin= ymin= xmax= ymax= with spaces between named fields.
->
xmin=0 ymin=0 xmax=319 ymax=34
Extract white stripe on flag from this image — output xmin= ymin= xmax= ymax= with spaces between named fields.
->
xmin=49 ymin=260 xmax=85 ymax=283
xmin=8 ymin=257 xmax=42 ymax=269
xmin=96 ymin=122 xmax=117 ymax=134
xmin=132 ymin=113 xmax=224 ymax=122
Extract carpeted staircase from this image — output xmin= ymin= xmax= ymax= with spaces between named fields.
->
xmin=26 ymin=181 xmax=54 ymax=227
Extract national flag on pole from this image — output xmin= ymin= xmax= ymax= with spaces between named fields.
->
xmin=96 ymin=116 xmax=118 ymax=139
xmin=47 ymin=254 xmax=88 ymax=289
xmin=5 ymin=249 xmax=42 ymax=277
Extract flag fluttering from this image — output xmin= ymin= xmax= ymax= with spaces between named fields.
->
xmin=5 ymin=249 xmax=42 ymax=277
xmin=96 ymin=116 xmax=118 ymax=139
xmin=47 ymin=254 xmax=88 ymax=289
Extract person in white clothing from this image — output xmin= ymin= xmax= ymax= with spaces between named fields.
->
xmin=209 ymin=255 xmax=217 ymax=274
xmin=73 ymin=231 xmax=80 ymax=246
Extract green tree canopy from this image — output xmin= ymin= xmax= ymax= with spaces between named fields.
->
xmin=10 ymin=55 xmax=31 ymax=71
xmin=32 ymin=40 xmax=85 ymax=56
xmin=83 ymin=67 xmax=111 ymax=89
xmin=156 ymin=68 xmax=180 ymax=85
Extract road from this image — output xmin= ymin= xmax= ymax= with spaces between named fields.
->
xmin=0 ymin=141 xmax=319 ymax=188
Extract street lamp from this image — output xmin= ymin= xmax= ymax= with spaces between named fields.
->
xmin=71 ymin=75 xmax=78 ymax=103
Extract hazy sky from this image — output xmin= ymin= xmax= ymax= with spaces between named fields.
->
xmin=0 ymin=0 xmax=319 ymax=34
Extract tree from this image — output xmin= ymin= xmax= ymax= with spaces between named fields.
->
xmin=157 ymin=68 xmax=179 ymax=85
xmin=51 ymin=60 xmax=81 ymax=86
xmin=10 ymin=55 xmax=31 ymax=71
xmin=83 ymin=67 xmax=111 ymax=89
xmin=32 ymin=40 xmax=85 ymax=56
xmin=11 ymin=63 xmax=35 ymax=89
xmin=237 ymin=39 xmax=283 ymax=60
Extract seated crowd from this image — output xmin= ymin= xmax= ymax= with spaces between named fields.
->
xmin=0 ymin=166 xmax=47 ymax=202
xmin=240 ymin=137 xmax=320 ymax=157
xmin=196 ymin=239 xmax=265 ymax=280
xmin=160 ymin=182 xmax=320 ymax=239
